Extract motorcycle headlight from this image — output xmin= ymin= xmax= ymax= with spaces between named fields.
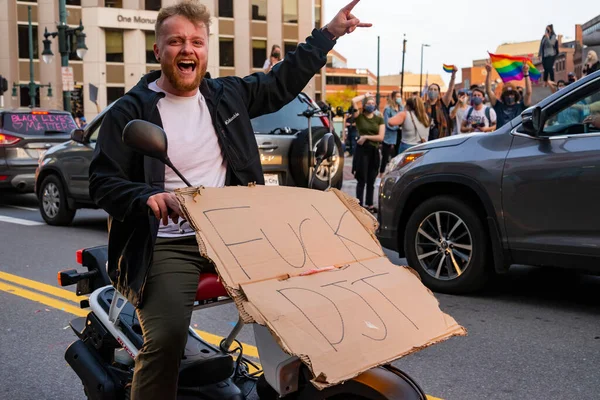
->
xmin=384 ymin=151 xmax=427 ymax=174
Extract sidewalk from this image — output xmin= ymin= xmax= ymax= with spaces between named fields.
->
xmin=340 ymin=156 xmax=380 ymax=208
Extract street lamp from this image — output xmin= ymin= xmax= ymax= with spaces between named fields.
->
xmin=420 ymin=43 xmax=430 ymax=94
xmin=41 ymin=0 xmax=87 ymax=113
xmin=12 ymin=6 xmax=52 ymax=109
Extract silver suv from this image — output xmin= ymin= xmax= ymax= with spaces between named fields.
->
xmin=377 ymin=70 xmax=600 ymax=294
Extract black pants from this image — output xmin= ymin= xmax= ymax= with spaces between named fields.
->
xmin=542 ymin=56 xmax=556 ymax=81
xmin=354 ymin=144 xmax=380 ymax=207
xmin=380 ymin=142 xmax=397 ymax=173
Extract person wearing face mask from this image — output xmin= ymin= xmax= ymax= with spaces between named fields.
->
xmin=485 ymin=60 xmax=531 ymax=129
xmin=461 ymin=88 xmax=497 ymax=133
xmin=539 ymin=24 xmax=559 ymax=83
xmin=380 ymin=91 xmax=404 ymax=176
xmin=449 ymin=89 xmax=470 ymax=135
xmin=263 ymin=44 xmax=282 ymax=73
xmin=351 ymin=93 xmax=385 ymax=212
xmin=424 ymin=69 xmax=457 ymax=141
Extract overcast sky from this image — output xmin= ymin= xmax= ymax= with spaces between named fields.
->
xmin=323 ymin=0 xmax=597 ymax=85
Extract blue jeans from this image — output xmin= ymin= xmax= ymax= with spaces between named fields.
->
xmin=398 ymin=142 xmax=416 ymax=153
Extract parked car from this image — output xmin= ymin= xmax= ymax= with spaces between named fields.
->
xmin=377 ymin=70 xmax=600 ymax=294
xmin=35 ymin=93 xmax=343 ymax=225
xmin=0 ymin=108 xmax=77 ymax=193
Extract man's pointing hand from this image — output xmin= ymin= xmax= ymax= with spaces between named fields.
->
xmin=324 ymin=0 xmax=372 ymax=39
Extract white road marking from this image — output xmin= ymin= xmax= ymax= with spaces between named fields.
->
xmin=2 ymin=205 xmax=38 ymax=212
xmin=0 ymin=215 xmax=44 ymax=226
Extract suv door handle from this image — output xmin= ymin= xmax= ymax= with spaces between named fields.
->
xmin=258 ymin=144 xmax=278 ymax=151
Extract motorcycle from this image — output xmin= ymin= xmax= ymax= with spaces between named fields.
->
xmin=58 ymin=120 xmax=427 ymax=400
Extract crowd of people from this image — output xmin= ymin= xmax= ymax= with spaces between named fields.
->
xmin=340 ymin=26 xmax=600 ymax=210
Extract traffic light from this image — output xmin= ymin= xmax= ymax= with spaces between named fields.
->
xmin=0 ymin=75 xmax=8 ymax=96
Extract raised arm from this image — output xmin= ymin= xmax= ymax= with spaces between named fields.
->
xmin=485 ymin=60 xmax=498 ymax=107
xmin=231 ymin=0 xmax=371 ymax=119
xmin=442 ymin=69 xmax=457 ymax=107
xmin=522 ymin=63 xmax=532 ymax=107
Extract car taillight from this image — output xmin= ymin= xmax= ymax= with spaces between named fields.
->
xmin=319 ymin=116 xmax=330 ymax=129
xmin=32 ymin=111 xmax=49 ymax=115
xmin=0 ymin=134 xmax=21 ymax=146
xmin=76 ymin=249 xmax=84 ymax=265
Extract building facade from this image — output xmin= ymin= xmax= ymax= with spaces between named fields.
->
xmin=0 ymin=0 xmax=325 ymax=120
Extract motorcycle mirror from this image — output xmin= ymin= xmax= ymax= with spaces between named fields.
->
xmin=122 ymin=120 xmax=193 ymax=187
xmin=123 ymin=120 xmax=169 ymax=162
xmin=315 ymin=133 xmax=336 ymax=163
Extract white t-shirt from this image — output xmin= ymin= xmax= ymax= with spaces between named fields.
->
xmin=149 ymin=80 xmax=227 ymax=237
xmin=463 ymin=106 xmax=497 ymax=133
xmin=450 ymin=106 xmax=469 ymax=135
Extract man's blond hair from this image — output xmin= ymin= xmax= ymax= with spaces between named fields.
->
xmin=155 ymin=0 xmax=211 ymax=41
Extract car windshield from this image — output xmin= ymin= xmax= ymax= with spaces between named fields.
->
xmin=2 ymin=112 xmax=77 ymax=135
xmin=251 ymin=95 xmax=324 ymax=134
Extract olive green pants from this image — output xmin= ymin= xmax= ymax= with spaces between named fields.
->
xmin=130 ymin=236 xmax=214 ymax=400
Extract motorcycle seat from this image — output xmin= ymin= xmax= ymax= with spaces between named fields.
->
xmin=196 ymin=273 xmax=228 ymax=301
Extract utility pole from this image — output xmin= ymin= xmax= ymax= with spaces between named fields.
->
xmin=400 ymin=34 xmax=407 ymax=97
xmin=420 ymin=43 xmax=430 ymax=94
xmin=42 ymin=0 xmax=87 ymax=113
xmin=376 ymin=36 xmax=380 ymax=107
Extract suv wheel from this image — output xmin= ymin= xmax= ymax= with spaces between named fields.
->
xmin=290 ymin=127 xmax=344 ymax=190
xmin=39 ymin=175 xmax=76 ymax=226
xmin=404 ymin=195 xmax=489 ymax=294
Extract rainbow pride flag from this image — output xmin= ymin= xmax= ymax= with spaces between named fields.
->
xmin=443 ymin=64 xmax=456 ymax=73
xmin=489 ymin=52 xmax=541 ymax=82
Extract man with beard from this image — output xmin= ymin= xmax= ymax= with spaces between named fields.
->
xmin=88 ymin=1 xmax=371 ymax=399
xmin=485 ymin=60 xmax=532 ymax=129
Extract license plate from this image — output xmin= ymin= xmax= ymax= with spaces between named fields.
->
xmin=264 ymin=174 xmax=279 ymax=186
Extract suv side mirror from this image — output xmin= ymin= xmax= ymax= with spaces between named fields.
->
xmin=70 ymin=128 xmax=86 ymax=143
xmin=520 ymin=106 xmax=543 ymax=136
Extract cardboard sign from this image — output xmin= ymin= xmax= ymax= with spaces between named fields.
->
xmin=176 ymin=186 xmax=466 ymax=388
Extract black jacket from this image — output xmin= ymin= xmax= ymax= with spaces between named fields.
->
xmin=89 ymin=28 xmax=335 ymax=307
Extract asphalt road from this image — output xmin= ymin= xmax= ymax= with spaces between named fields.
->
xmin=1 ymin=192 xmax=599 ymax=400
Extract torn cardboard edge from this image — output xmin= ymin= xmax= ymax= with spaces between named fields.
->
xmin=175 ymin=185 xmax=466 ymax=388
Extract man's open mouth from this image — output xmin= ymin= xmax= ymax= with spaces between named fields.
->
xmin=177 ymin=60 xmax=197 ymax=73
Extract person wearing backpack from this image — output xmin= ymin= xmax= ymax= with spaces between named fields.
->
xmin=461 ymin=87 xmax=497 ymax=133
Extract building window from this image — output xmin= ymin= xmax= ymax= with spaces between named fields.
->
xmin=218 ymin=0 xmax=233 ymax=18
xmin=145 ymin=0 xmax=161 ymax=11
xmin=284 ymin=41 xmax=297 ymax=55
xmin=326 ymin=76 xmax=368 ymax=85
xmin=314 ymin=4 xmax=321 ymax=30
xmin=18 ymin=25 xmax=39 ymax=59
xmin=105 ymin=29 xmax=124 ymax=63
xmin=107 ymin=87 xmax=125 ymax=104
xmin=251 ymin=0 xmax=267 ymax=21
xmin=145 ymin=32 xmax=157 ymax=64
xmin=66 ymin=0 xmax=82 ymax=5
xmin=252 ymin=40 xmax=267 ymax=69
xmin=19 ymin=86 xmax=40 ymax=108
xmin=219 ymin=38 xmax=234 ymax=67
xmin=105 ymin=0 xmax=123 ymax=7
xmin=283 ymin=0 xmax=298 ymax=23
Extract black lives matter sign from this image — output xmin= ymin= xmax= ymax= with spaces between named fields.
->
xmin=7 ymin=114 xmax=77 ymax=134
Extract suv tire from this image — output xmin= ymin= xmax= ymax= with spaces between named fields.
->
xmin=290 ymin=127 xmax=343 ymax=190
xmin=404 ymin=195 xmax=489 ymax=294
xmin=39 ymin=174 xmax=76 ymax=226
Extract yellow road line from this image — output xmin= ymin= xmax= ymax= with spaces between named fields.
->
xmin=0 ymin=271 xmax=261 ymax=358
xmin=0 ymin=270 xmax=85 ymax=303
xmin=0 ymin=281 xmax=88 ymax=317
